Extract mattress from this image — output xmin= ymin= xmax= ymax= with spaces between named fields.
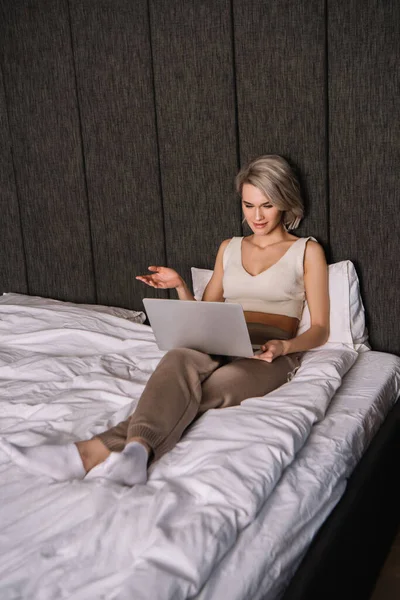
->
xmin=0 ymin=294 xmax=398 ymax=600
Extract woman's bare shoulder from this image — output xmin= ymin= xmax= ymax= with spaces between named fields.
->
xmin=304 ymin=238 xmax=327 ymax=264
xmin=212 ymin=238 xmax=234 ymax=266
xmin=219 ymin=238 xmax=234 ymax=250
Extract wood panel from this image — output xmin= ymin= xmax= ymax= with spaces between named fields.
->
xmin=69 ymin=0 xmax=165 ymax=309
xmin=233 ymin=0 xmax=328 ymax=249
xmin=328 ymin=0 xmax=400 ymax=354
xmin=1 ymin=0 xmax=95 ymax=302
xmin=0 ymin=64 xmax=27 ymax=294
xmin=149 ymin=0 xmax=240 ymax=293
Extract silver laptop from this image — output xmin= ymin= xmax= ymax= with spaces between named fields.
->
xmin=143 ymin=298 xmax=255 ymax=357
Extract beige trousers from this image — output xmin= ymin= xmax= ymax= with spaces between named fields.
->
xmin=97 ymin=326 xmax=301 ymax=462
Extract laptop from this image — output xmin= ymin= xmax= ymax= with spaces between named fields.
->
xmin=142 ymin=298 xmax=255 ymax=357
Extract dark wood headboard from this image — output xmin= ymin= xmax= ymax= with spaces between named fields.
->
xmin=0 ymin=0 xmax=398 ymax=354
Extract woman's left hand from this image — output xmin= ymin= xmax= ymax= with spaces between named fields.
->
xmin=253 ymin=339 xmax=288 ymax=363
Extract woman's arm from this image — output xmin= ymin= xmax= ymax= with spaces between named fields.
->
xmin=255 ymin=241 xmax=330 ymax=362
xmin=176 ymin=239 xmax=231 ymax=302
xmin=175 ymin=280 xmax=196 ymax=301
xmin=136 ymin=239 xmax=230 ymax=301
xmin=283 ymin=240 xmax=330 ymax=353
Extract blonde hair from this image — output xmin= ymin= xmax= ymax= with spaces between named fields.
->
xmin=235 ymin=155 xmax=304 ymax=230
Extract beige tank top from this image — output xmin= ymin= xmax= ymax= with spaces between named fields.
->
xmin=222 ymin=236 xmax=316 ymax=320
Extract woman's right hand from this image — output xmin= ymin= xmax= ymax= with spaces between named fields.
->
xmin=136 ymin=266 xmax=183 ymax=289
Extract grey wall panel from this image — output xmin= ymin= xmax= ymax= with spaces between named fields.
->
xmin=69 ymin=0 xmax=165 ymax=310
xmin=0 ymin=64 xmax=27 ymax=294
xmin=150 ymin=0 xmax=240 ymax=293
xmin=233 ymin=0 xmax=328 ymax=249
xmin=0 ymin=0 xmax=398 ymax=355
xmin=1 ymin=0 xmax=95 ymax=303
xmin=328 ymin=0 xmax=400 ymax=354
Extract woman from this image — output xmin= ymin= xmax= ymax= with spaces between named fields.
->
xmin=6 ymin=155 xmax=329 ymax=485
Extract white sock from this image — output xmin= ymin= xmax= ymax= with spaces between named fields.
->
xmin=0 ymin=438 xmax=85 ymax=481
xmin=85 ymin=441 xmax=148 ymax=486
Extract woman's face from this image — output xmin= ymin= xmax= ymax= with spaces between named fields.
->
xmin=241 ymin=183 xmax=283 ymax=235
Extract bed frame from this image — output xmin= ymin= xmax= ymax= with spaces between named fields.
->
xmin=0 ymin=1 xmax=399 ymax=598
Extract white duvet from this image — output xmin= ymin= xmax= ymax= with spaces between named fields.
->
xmin=198 ymin=349 xmax=400 ymax=600
xmin=0 ymin=294 xmax=358 ymax=600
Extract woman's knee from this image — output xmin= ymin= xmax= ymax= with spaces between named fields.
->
xmin=157 ymin=347 xmax=195 ymax=370
xmin=160 ymin=347 xmax=213 ymax=368
xmin=164 ymin=347 xmax=195 ymax=360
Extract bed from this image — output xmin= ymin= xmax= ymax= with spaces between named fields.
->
xmin=1 ymin=2 xmax=399 ymax=597
xmin=0 ymin=267 xmax=399 ymax=600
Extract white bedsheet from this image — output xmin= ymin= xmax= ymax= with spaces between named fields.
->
xmin=0 ymin=295 xmax=361 ymax=599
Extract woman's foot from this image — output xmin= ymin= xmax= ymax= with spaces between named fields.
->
xmin=0 ymin=436 xmax=149 ymax=486
xmin=84 ymin=441 xmax=149 ymax=486
xmin=0 ymin=437 xmax=86 ymax=481
xmin=75 ymin=438 xmax=111 ymax=472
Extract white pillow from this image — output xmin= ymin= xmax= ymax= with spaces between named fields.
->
xmin=191 ymin=261 xmax=370 ymax=351
xmin=297 ymin=261 xmax=369 ymax=351
xmin=191 ymin=267 xmax=213 ymax=301
xmin=0 ymin=292 xmax=146 ymax=323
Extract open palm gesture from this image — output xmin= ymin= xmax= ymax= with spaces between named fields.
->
xmin=136 ymin=266 xmax=182 ymax=289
